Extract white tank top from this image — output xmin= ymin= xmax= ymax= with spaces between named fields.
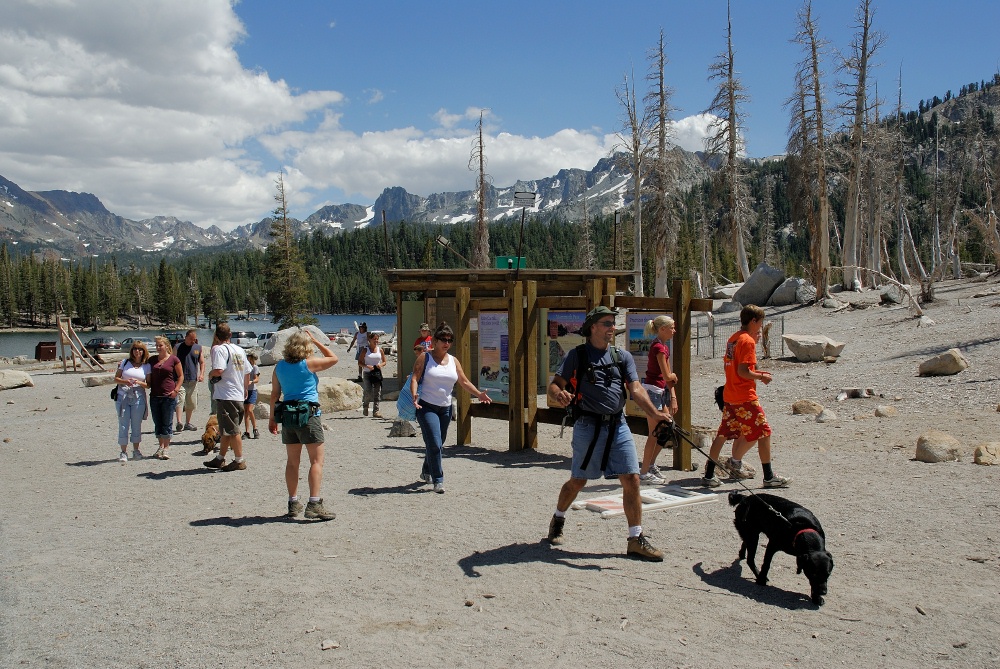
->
xmin=363 ymin=346 xmax=382 ymax=368
xmin=420 ymin=353 xmax=459 ymax=407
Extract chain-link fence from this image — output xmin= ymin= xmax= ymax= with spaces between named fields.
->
xmin=691 ymin=314 xmax=785 ymax=359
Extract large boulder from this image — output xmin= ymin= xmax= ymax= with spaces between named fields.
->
xmin=767 ymin=278 xmax=815 ymax=306
xmin=0 ymin=370 xmax=34 ymax=391
xmin=732 ymin=263 xmax=785 ymax=308
xmin=782 ymin=334 xmax=847 ymax=362
xmin=792 ymin=399 xmax=824 ymax=415
xmin=710 ymin=283 xmax=741 ymax=299
xmin=918 ymin=348 xmax=969 ymax=376
xmin=915 ymin=430 xmax=962 ymax=463
xmin=81 ymin=373 xmax=117 ymax=387
xmin=257 ymin=377 xmax=362 ymax=413
xmin=259 ymin=325 xmax=333 ymax=366
xmin=715 ymin=299 xmax=742 ymax=314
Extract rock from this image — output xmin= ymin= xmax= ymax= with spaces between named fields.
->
xmin=821 ymin=298 xmax=842 ymax=309
xmin=389 ymin=420 xmax=417 ymax=437
xmin=880 ymin=284 xmax=910 ymax=305
xmin=915 ymin=430 xmax=962 ymax=463
xmin=733 ymin=263 xmax=785 ymax=308
xmin=254 ymin=403 xmax=270 ymax=420
xmin=874 ymin=405 xmax=898 ymax=418
xmin=918 ymin=348 xmax=969 ymax=376
xmin=782 ymin=334 xmax=847 ymax=362
xmin=257 ymin=377 xmax=362 ymax=413
xmin=96 ymin=352 xmax=128 ymax=364
xmin=792 ymin=399 xmax=824 ymax=415
xmin=81 ymin=373 xmax=117 ymax=387
xmin=259 ymin=325 xmax=332 ymax=366
xmin=715 ymin=299 xmax=742 ymax=314
xmin=917 ymin=316 xmax=936 ymax=327
xmin=767 ymin=278 xmax=815 ymax=306
xmin=815 ymin=408 xmax=837 ymax=423
xmin=710 ymin=283 xmax=741 ymax=299
xmin=973 ymin=442 xmax=999 ymax=465
xmin=823 ymin=355 xmax=838 ymax=364
xmin=0 ymin=370 xmax=34 ymax=391
xmin=320 ymin=639 xmax=339 ymax=650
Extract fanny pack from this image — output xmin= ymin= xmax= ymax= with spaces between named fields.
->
xmin=276 ymin=400 xmax=319 ymax=428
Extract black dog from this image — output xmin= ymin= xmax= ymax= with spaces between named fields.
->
xmin=729 ymin=491 xmax=834 ymax=605
xmin=714 ymin=385 xmax=725 ymax=411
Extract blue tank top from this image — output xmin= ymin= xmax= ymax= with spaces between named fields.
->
xmin=275 ymin=359 xmax=319 ymax=403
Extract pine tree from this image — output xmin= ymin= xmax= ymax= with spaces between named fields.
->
xmin=264 ymin=173 xmax=315 ymax=328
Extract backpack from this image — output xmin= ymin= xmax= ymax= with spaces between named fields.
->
xmin=564 ymin=344 xmax=628 ymax=416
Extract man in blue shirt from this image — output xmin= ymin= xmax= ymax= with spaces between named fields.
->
xmin=546 ymin=306 xmax=673 ymax=561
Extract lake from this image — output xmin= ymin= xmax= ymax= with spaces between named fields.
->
xmin=0 ymin=314 xmax=398 ymax=359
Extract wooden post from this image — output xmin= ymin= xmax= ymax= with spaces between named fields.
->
xmin=455 ymin=287 xmax=472 ymax=445
xmin=672 ymin=279 xmax=692 ymax=471
xmin=523 ymin=280 xmax=538 ymax=450
xmin=507 ymin=281 xmax=524 ymax=451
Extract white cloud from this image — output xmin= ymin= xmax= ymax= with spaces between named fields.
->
xmin=670 ymin=113 xmax=718 ymax=153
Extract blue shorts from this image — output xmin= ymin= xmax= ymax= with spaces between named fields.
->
xmin=244 ymin=389 xmax=258 ymax=405
xmin=570 ymin=415 xmax=640 ymax=480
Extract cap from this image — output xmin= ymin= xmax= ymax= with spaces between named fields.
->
xmin=581 ymin=305 xmax=618 ymax=336
xmin=419 ymin=323 xmax=430 ymax=331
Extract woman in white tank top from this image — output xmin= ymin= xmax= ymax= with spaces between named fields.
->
xmin=410 ymin=322 xmax=491 ymax=493
xmin=362 ymin=332 xmax=386 ymax=417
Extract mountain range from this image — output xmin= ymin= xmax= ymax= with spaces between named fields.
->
xmin=0 ymin=148 xmax=710 ymax=259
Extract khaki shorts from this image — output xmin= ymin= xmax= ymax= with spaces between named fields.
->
xmin=216 ymin=399 xmax=245 ymax=436
xmin=177 ymin=380 xmax=198 ymax=412
xmin=281 ymin=414 xmax=325 ymax=445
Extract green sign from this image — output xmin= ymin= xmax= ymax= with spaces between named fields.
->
xmin=495 ymin=256 xmax=527 ymax=269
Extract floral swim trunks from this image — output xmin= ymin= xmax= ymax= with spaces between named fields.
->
xmin=717 ymin=400 xmax=772 ymax=441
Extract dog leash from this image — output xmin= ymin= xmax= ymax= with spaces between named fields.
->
xmin=654 ymin=420 xmax=793 ymax=527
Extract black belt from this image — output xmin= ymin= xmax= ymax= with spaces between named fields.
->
xmin=578 ymin=410 xmax=624 ymax=471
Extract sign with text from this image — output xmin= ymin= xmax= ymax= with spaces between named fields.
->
xmin=513 ymin=191 xmax=536 ymax=207
xmin=477 ymin=311 xmax=509 ymax=403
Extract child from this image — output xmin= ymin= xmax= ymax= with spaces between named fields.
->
xmin=243 ymin=352 xmax=260 ymax=439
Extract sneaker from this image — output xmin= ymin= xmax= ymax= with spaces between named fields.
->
xmin=132 ymin=449 xmax=144 ymax=461
xmin=286 ymin=499 xmax=304 ymax=518
xmin=639 ymin=471 xmax=666 ymax=486
xmin=627 ymin=533 xmax=664 ymax=561
xmin=725 ymin=457 xmax=755 ymax=480
xmin=648 ymin=464 xmax=665 ymax=479
xmin=252 ymin=428 xmax=259 ymax=439
xmin=372 ymin=411 xmax=383 ymax=418
xmin=362 ymin=406 xmax=369 ymax=416
xmin=763 ymin=474 xmax=792 ymax=488
xmin=221 ymin=459 xmax=247 ymax=472
xmin=203 ymin=457 xmax=225 ymax=469
xmin=701 ymin=475 xmax=722 ymax=488
xmin=175 ymin=422 xmax=184 ymax=432
xmin=419 ymin=472 xmax=431 ymax=484
xmin=184 ymin=423 xmax=198 ymax=431
xmin=432 ymin=483 xmax=445 ymax=494
xmin=304 ymin=499 xmax=336 ymax=520
xmin=118 ymin=451 xmax=128 ymax=464
xmin=547 ymin=515 xmax=565 ymax=545
xmin=242 ymin=431 xmax=250 ymax=439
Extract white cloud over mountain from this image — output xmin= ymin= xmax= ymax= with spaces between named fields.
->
xmin=0 ymin=1 xmax=712 ymax=231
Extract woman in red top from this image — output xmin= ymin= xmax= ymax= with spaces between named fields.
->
xmin=638 ymin=315 xmax=677 ymax=485
xmin=148 ymin=335 xmax=184 ymax=460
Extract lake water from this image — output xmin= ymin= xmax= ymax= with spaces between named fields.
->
xmin=0 ymin=314 xmax=398 ymax=359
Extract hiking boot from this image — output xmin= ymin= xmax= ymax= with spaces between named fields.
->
xmin=362 ymin=406 xmax=369 ymax=416
xmin=286 ymin=499 xmax=304 ymax=518
xmin=627 ymin=533 xmax=664 ymax=562
xmin=183 ymin=423 xmax=198 ymax=431
xmin=221 ymin=459 xmax=247 ymax=472
xmin=725 ymin=457 xmax=755 ymax=480
xmin=701 ymin=475 xmax=722 ymax=488
xmin=433 ymin=483 xmax=445 ymax=494
xmin=372 ymin=411 xmax=383 ymax=419
xmin=118 ymin=451 xmax=128 ymax=464
xmin=304 ymin=499 xmax=336 ymax=520
xmin=639 ymin=471 xmax=666 ymax=486
xmin=763 ymin=474 xmax=792 ymax=488
xmin=547 ymin=515 xmax=565 ymax=545
xmin=203 ymin=457 xmax=225 ymax=469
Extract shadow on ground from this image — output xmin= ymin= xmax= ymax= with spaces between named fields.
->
xmin=458 ymin=541 xmax=626 ymax=577
xmin=692 ymin=559 xmax=816 ymax=610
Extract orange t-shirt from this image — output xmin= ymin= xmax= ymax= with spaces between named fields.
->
xmin=723 ymin=330 xmax=758 ymax=403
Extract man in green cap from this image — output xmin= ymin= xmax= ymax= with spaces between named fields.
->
xmin=545 ymin=306 xmax=673 ymax=561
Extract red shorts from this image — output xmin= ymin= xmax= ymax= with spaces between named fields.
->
xmin=717 ymin=400 xmax=772 ymax=441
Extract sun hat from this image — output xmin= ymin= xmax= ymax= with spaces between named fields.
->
xmin=419 ymin=323 xmax=430 ymax=331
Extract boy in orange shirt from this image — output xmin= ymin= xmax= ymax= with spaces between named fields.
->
xmin=702 ymin=304 xmax=791 ymax=488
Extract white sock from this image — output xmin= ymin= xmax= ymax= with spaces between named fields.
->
xmin=554 ymin=509 xmax=566 ymax=518
xmin=308 ymin=497 xmax=320 ymax=503
xmin=234 ymin=456 xmax=244 ymax=463
xmin=628 ymin=525 xmax=642 ymax=538
xmin=289 ymin=496 xmax=298 ymax=503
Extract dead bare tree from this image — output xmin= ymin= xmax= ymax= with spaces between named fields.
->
xmin=468 ymin=111 xmax=492 ymax=268
xmin=706 ymin=0 xmax=753 ymax=282
xmin=574 ymin=181 xmax=596 ymax=270
xmin=644 ymin=29 xmax=678 ymax=298
xmin=893 ymin=73 xmax=914 ymax=286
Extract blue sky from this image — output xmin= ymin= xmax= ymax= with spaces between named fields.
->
xmin=1 ymin=0 xmax=997 ymax=230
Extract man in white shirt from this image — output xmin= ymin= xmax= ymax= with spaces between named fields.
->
xmin=204 ymin=323 xmax=253 ymax=471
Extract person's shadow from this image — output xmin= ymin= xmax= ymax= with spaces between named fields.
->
xmin=189 ymin=515 xmax=316 ymax=527
xmin=458 ymin=541 xmax=625 ymax=577
xmin=692 ymin=559 xmax=816 ymax=609
xmin=348 ymin=482 xmax=428 ymax=496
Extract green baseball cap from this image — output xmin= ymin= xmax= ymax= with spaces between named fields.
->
xmin=581 ymin=305 xmax=618 ymax=335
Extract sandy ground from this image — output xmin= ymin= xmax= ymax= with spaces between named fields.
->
xmin=1 ymin=278 xmax=999 ymax=668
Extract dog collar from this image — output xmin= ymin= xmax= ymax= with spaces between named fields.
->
xmin=793 ymin=528 xmax=819 ymax=546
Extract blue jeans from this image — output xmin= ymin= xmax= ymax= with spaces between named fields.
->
xmin=416 ymin=402 xmax=451 ymax=484
xmin=116 ymin=389 xmax=146 ymax=446
xmin=149 ymin=396 xmax=177 ymax=439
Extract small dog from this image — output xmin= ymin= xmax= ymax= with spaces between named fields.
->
xmin=729 ymin=490 xmax=834 ymax=606
xmin=200 ymin=415 xmax=220 ymax=454
xmin=714 ymin=385 xmax=725 ymax=411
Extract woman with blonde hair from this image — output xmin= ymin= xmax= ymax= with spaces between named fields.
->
xmin=269 ymin=330 xmax=339 ymax=520
xmin=639 ymin=315 xmax=678 ymax=485
xmin=148 ymin=335 xmax=184 ymax=460
xmin=114 ymin=340 xmax=151 ymax=463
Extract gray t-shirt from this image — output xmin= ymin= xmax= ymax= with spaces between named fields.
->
xmin=556 ymin=342 xmax=638 ymax=415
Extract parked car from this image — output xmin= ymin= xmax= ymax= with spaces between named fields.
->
xmin=257 ymin=332 xmax=276 ymax=348
xmin=231 ymin=331 xmax=257 ymax=348
xmin=159 ymin=332 xmax=187 ymax=349
xmin=120 ymin=336 xmax=156 ymax=351
xmin=84 ymin=336 xmax=121 ymax=354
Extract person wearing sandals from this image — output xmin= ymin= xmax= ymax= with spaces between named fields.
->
xmin=114 ymin=341 xmax=151 ymax=463
xmin=361 ymin=331 xmax=386 ymax=418
xmin=268 ymin=330 xmax=339 ymax=520
xmin=242 ymin=352 xmax=260 ymax=439
xmin=148 ymin=336 xmax=184 ymax=460
xmin=410 ymin=322 xmax=491 ymax=494
xmin=638 ymin=315 xmax=678 ymax=485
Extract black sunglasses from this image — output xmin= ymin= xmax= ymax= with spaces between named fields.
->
xmin=437 ymin=337 xmax=454 ymax=343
